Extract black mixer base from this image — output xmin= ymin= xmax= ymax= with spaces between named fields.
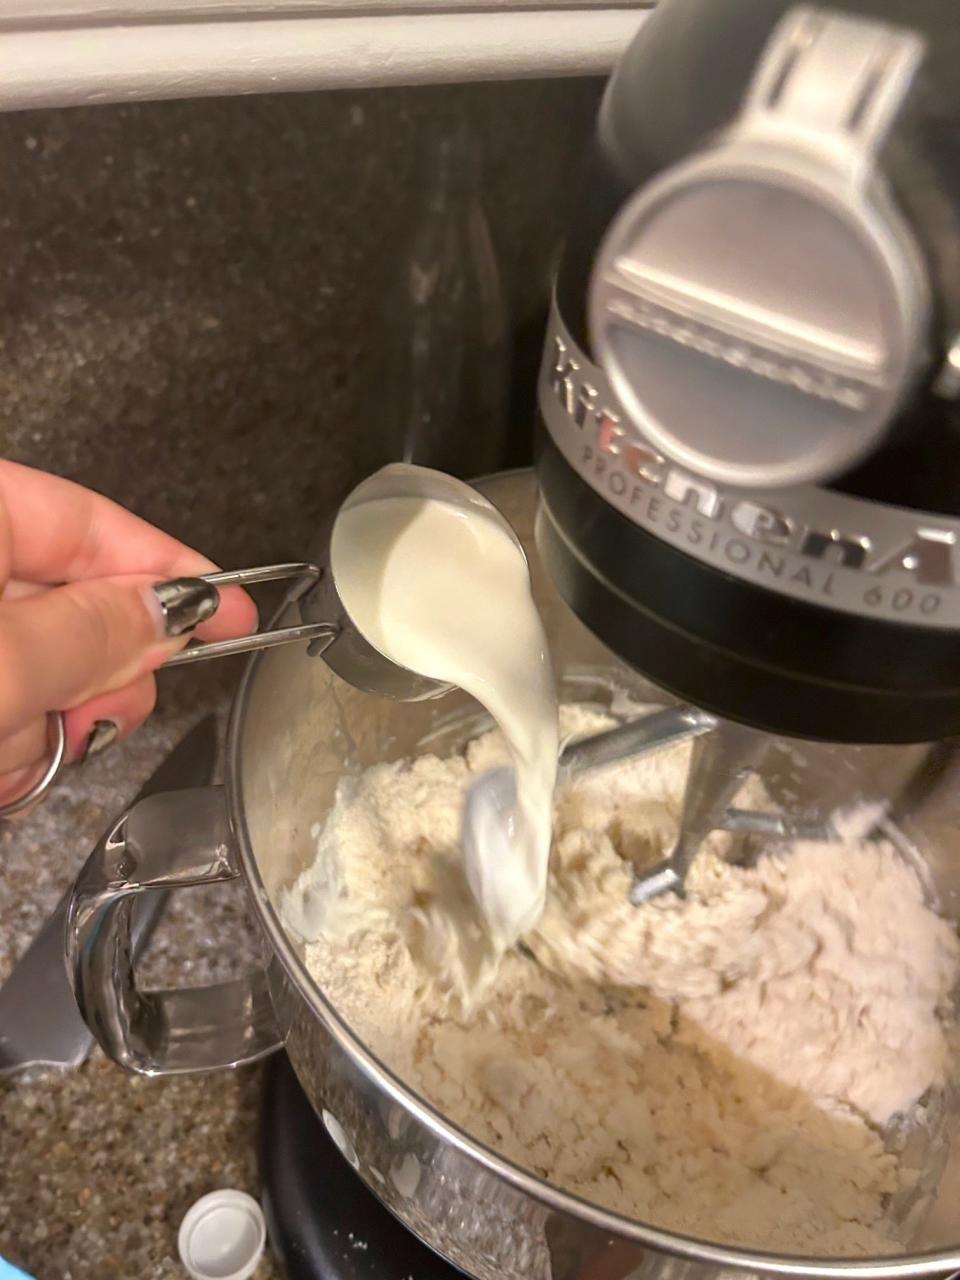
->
xmin=259 ymin=1052 xmax=463 ymax=1280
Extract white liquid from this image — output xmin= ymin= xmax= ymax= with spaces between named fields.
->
xmin=331 ymin=493 xmax=558 ymax=942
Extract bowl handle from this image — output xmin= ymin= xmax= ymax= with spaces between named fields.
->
xmin=66 ymin=786 xmax=282 ymax=1075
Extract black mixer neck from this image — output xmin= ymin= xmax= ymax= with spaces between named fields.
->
xmin=537 ymin=0 xmax=960 ymax=742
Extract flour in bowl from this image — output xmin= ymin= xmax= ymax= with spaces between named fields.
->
xmin=282 ymin=707 xmax=960 ymax=1256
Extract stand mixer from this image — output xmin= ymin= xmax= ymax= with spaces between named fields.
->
xmin=531 ymin=0 xmax=960 ymax=896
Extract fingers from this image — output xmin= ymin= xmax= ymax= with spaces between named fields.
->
xmin=0 ymin=717 xmax=48 ymax=776
xmin=3 ymin=575 xmax=257 ymax=645
xmin=174 ymin=580 xmax=258 ymax=645
xmin=0 ymin=580 xmax=46 ymax=601
xmin=0 ymin=462 xmax=258 ymax=642
xmin=0 ymin=711 xmax=61 ymax=816
xmin=0 ymin=488 xmax=11 ymax=590
xmin=0 ymin=676 xmax=158 ymax=818
xmin=0 ymin=761 xmax=49 ymax=815
xmin=0 ymin=460 xmax=220 ymax=585
xmin=0 ymin=463 xmax=261 ymax=810
xmin=0 ymin=573 xmax=212 ymax=734
xmin=64 ymin=674 xmax=158 ymax=761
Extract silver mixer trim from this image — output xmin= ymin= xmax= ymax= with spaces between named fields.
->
xmin=588 ymin=5 xmax=929 ymax=491
xmin=540 ymin=304 xmax=960 ymax=630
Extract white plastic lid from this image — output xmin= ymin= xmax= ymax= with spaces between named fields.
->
xmin=177 ymin=1189 xmax=266 ymax=1280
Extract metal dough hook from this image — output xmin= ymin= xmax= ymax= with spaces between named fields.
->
xmin=629 ymin=721 xmax=770 ymax=903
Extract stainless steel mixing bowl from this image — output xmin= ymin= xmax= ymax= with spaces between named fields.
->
xmin=68 ymin=470 xmax=960 ymax=1280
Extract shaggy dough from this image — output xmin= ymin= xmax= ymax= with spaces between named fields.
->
xmin=283 ymin=708 xmax=960 ymax=1255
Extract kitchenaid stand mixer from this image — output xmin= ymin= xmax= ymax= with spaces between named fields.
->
xmin=532 ymin=0 xmax=960 ymax=894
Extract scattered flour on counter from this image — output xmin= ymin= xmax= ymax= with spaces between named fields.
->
xmin=282 ymin=706 xmax=960 ymax=1256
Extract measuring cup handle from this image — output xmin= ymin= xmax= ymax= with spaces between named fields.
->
xmin=161 ymin=562 xmax=337 ymax=667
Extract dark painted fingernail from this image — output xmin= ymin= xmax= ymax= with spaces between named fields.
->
xmin=151 ymin=578 xmax=220 ymax=637
xmin=82 ymin=719 xmax=118 ymax=763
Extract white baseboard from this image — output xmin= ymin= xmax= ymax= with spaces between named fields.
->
xmin=0 ymin=8 xmax=649 ymax=111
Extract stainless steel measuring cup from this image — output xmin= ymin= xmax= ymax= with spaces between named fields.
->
xmin=162 ymin=463 xmax=523 ymax=703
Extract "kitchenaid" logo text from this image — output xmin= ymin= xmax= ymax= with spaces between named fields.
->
xmin=549 ymin=334 xmax=956 ymax=598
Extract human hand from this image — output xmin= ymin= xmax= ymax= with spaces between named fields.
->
xmin=0 ymin=461 xmax=258 ymax=812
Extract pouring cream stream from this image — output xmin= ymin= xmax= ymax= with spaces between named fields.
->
xmin=330 ymin=479 xmax=558 ymax=942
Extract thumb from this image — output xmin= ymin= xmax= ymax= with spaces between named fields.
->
xmin=0 ymin=575 xmax=218 ymax=731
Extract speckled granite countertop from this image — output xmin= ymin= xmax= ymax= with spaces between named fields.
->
xmin=0 ymin=663 xmax=279 ymax=1280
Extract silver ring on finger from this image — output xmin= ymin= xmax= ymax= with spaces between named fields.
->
xmin=0 ymin=710 xmax=67 ymax=820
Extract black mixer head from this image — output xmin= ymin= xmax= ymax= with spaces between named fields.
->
xmin=535 ymin=0 xmax=960 ymax=744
